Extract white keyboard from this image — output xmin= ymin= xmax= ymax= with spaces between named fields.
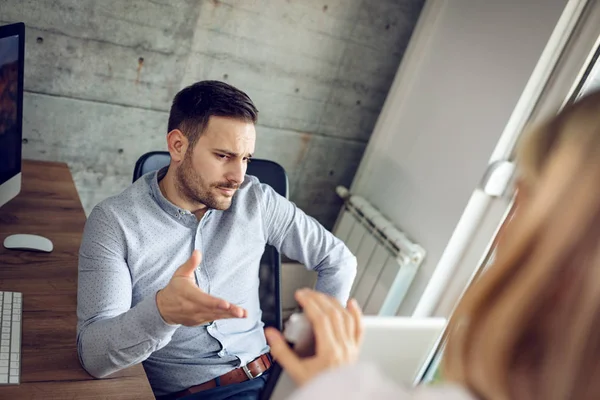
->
xmin=0 ymin=291 xmax=21 ymax=385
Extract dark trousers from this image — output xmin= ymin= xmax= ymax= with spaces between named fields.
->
xmin=158 ymin=373 xmax=270 ymax=400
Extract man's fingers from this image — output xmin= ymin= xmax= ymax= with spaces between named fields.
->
xmin=210 ymin=310 xmax=246 ymax=321
xmin=191 ymin=289 xmax=229 ymax=309
xmin=227 ymin=304 xmax=247 ymax=318
xmin=174 ymin=250 xmax=202 ymax=278
xmin=191 ymin=290 xmax=247 ymax=319
xmin=265 ymin=328 xmax=306 ymax=384
xmin=215 ymin=300 xmax=247 ymax=318
xmin=184 ymin=306 xmax=247 ymax=326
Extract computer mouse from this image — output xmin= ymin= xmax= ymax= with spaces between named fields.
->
xmin=3 ymin=234 xmax=54 ymax=253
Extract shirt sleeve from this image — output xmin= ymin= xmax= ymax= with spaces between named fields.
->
xmin=76 ymin=205 xmax=179 ymax=378
xmin=258 ymin=182 xmax=357 ymax=304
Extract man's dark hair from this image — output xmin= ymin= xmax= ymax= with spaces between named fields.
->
xmin=167 ymin=80 xmax=258 ymax=146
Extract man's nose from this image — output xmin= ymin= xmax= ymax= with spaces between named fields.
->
xmin=226 ymin=160 xmax=246 ymax=184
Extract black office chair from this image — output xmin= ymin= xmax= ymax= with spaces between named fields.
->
xmin=133 ymin=151 xmax=287 ymax=331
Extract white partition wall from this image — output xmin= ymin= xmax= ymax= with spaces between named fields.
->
xmin=335 ymin=0 xmax=574 ymax=316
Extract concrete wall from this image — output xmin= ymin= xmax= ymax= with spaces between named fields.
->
xmin=0 ymin=0 xmax=424 ymax=229
xmin=349 ymin=0 xmax=568 ymax=315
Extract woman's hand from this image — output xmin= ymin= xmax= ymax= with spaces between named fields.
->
xmin=264 ymin=288 xmax=364 ymax=386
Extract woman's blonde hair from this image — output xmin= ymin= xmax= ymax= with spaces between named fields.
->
xmin=443 ymin=90 xmax=600 ymax=400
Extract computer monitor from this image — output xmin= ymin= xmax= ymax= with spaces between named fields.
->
xmin=0 ymin=22 xmax=25 ymax=209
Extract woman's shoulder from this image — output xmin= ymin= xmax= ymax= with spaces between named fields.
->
xmin=288 ymin=363 xmax=474 ymax=400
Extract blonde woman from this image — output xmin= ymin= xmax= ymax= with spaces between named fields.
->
xmin=265 ymin=89 xmax=600 ymax=400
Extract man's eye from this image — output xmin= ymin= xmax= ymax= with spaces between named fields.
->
xmin=217 ymin=154 xmax=228 ymax=159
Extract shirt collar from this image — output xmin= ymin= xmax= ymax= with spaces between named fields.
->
xmin=149 ymin=166 xmax=212 ymax=227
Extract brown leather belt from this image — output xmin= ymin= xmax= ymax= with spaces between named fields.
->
xmin=168 ymin=353 xmax=272 ymax=399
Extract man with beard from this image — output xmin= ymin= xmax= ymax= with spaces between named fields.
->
xmin=76 ymin=81 xmax=357 ymax=400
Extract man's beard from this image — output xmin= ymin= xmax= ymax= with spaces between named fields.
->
xmin=175 ymin=154 xmax=239 ymax=211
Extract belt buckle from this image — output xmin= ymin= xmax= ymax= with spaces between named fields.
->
xmin=242 ymin=363 xmax=263 ymax=380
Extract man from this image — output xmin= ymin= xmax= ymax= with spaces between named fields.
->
xmin=76 ymin=80 xmax=357 ymax=400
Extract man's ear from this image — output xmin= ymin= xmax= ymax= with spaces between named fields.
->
xmin=166 ymin=129 xmax=188 ymax=163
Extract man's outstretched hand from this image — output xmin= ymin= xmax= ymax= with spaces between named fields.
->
xmin=156 ymin=250 xmax=247 ymax=326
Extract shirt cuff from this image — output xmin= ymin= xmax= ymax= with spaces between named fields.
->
xmin=133 ymin=294 xmax=181 ymax=341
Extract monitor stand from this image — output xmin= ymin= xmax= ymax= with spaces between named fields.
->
xmin=2 ymin=173 xmax=53 ymax=252
xmin=0 ymin=173 xmax=21 ymax=209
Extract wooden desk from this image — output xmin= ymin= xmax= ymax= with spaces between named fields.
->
xmin=0 ymin=160 xmax=154 ymax=399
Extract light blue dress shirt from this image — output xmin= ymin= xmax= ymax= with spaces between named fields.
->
xmin=76 ymin=167 xmax=357 ymax=396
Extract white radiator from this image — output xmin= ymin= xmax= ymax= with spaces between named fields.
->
xmin=333 ymin=187 xmax=426 ymax=316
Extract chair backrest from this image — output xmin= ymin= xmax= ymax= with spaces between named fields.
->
xmin=133 ymin=151 xmax=286 ymax=330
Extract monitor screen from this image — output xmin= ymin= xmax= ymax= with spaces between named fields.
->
xmin=0 ymin=32 xmax=22 ymax=186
